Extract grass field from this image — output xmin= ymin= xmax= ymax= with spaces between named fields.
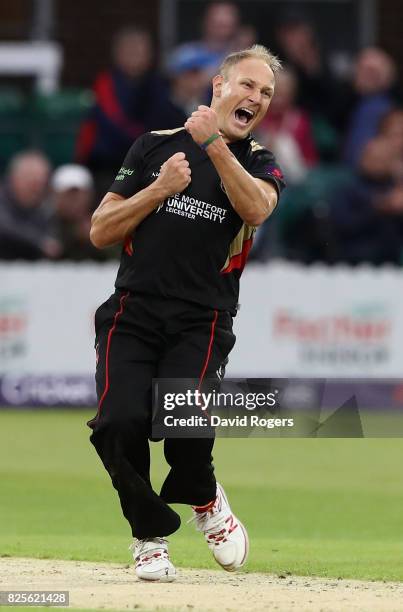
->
xmin=1 ymin=410 xmax=403 ymax=582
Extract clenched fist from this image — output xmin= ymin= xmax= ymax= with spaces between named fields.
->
xmin=155 ymin=152 xmax=191 ymax=198
xmin=185 ymin=105 xmax=220 ymax=146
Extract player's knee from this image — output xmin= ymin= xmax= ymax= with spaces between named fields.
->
xmin=91 ymin=411 xmax=149 ymax=440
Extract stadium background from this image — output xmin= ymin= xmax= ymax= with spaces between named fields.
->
xmin=1 ymin=0 xmax=403 ymax=597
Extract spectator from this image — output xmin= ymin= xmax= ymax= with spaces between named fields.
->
xmin=343 ymin=47 xmax=397 ymax=167
xmin=251 ymin=68 xmax=319 ymax=262
xmin=274 ymin=15 xmax=338 ymax=123
xmin=330 ymin=109 xmax=403 ymax=264
xmin=76 ymin=26 xmax=168 ymax=193
xmin=158 ymin=47 xmax=214 ymax=128
xmin=256 ymin=68 xmax=318 ymax=184
xmin=378 ymin=108 xmax=403 ymax=154
xmin=172 ymin=2 xmax=241 ymax=78
xmin=0 ymin=151 xmax=61 ymax=260
xmin=51 ymin=165 xmax=108 ymax=261
xmin=232 ymin=24 xmax=258 ymax=52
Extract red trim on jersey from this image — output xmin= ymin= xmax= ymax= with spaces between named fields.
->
xmin=97 ymin=292 xmax=129 ymax=416
xmin=199 ymin=310 xmax=218 ymax=386
xmin=124 ymin=236 xmax=134 ymax=256
xmin=221 ymin=237 xmax=253 ymax=274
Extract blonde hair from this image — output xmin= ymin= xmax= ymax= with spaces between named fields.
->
xmin=219 ymin=44 xmax=282 ymax=79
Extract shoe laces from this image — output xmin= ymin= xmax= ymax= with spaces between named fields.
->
xmin=129 ymin=537 xmax=169 ymax=567
xmin=188 ymin=497 xmax=238 ymax=547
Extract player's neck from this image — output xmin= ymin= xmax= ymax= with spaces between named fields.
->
xmin=219 ymin=129 xmax=248 ymax=145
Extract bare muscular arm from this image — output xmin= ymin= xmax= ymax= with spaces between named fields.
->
xmin=90 ymin=152 xmax=192 ymax=249
xmin=204 ymin=137 xmax=278 ymax=226
xmin=185 ymin=106 xmax=278 ymax=226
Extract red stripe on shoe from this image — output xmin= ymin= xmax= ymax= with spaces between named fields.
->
xmin=193 ymin=498 xmax=216 ymax=513
xmin=97 ymin=292 xmax=129 ymax=416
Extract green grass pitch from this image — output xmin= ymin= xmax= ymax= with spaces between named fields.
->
xmin=1 ymin=410 xmax=403 ymax=581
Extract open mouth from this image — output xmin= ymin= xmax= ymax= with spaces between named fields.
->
xmin=234 ymin=107 xmax=255 ymax=125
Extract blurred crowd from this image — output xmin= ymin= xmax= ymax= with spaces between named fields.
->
xmin=0 ymin=153 xmax=108 ymax=261
xmin=1 ymin=1 xmax=403 ymax=265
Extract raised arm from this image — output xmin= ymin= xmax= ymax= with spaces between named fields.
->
xmin=90 ymin=152 xmax=191 ymax=249
xmin=185 ymin=106 xmax=278 ymax=226
xmin=203 ymin=137 xmax=278 ymax=226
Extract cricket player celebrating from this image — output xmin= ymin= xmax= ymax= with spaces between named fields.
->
xmin=88 ymin=45 xmax=285 ymax=582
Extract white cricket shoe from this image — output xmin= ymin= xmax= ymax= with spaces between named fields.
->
xmin=130 ymin=537 xmax=176 ymax=582
xmin=190 ymin=483 xmax=249 ymax=571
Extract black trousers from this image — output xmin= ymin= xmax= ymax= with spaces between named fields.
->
xmin=88 ymin=290 xmax=235 ymax=539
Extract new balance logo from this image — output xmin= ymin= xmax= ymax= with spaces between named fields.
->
xmin=225 ymin=514 xmax=238 ymax=534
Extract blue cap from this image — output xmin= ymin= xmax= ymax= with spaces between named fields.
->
xmin=167 ymin=45 xmax=217 ymax=75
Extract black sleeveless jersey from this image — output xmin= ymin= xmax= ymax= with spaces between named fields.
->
xmin=109 ymin=128 xmax=285 ymax=314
